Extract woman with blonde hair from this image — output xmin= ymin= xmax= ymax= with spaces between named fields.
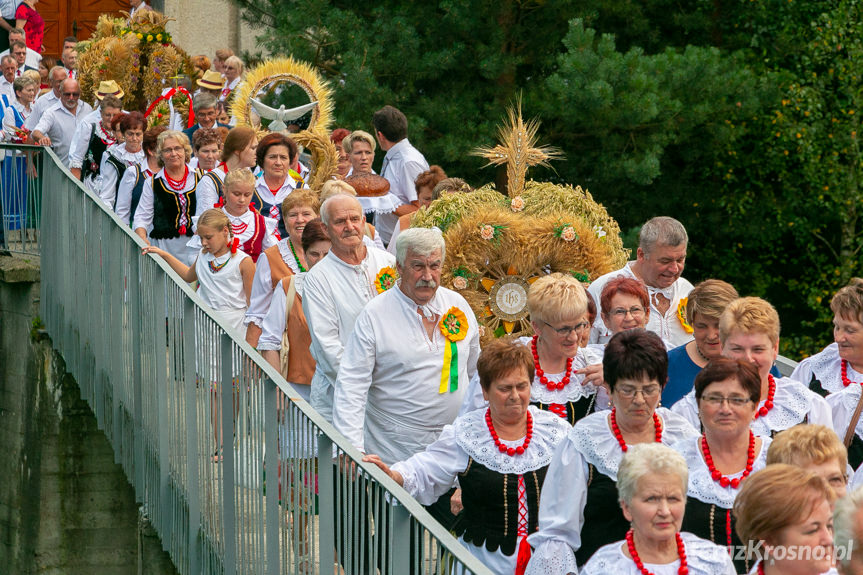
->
xmin=735 ymin=464 xmax=837 ymax=575
xmin=665 ymin=279 xmax=739 ymax=406
xmin=767 ymin=424 xmax=848 ymax=498
xmin=794 ymin=279 xmax=863 ymax=396
xmin=673 ymin=297 xmax=832 ymax=436
xmin=220 ymin=55 xmax=243 ymax=102
xmin=461 ymin=273 xmax=599 ymax=422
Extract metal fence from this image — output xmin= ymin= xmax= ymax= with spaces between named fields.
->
xmin=32 ymin=144 xmax=493 ymax=575
xmin=0 ymin=143 xmax=42 ymax=255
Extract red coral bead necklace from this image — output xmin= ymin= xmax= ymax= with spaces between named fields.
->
xmin=164 ymin=165 xmax=189 ymax=191
xmin=531 ymin=335 xmax=573 ymax=391
xmin=485 ymin=409 xmax=533 ymax=456
xmin=842 ymin=360 xmax=859 ymax=387
xmin=754 ymin=374 xmax=776 ymax=419
xmin=701 ymin=430 xmax=756 ymax=489
xmin=610 ymin=408 xmax=662 ymax=452
xmin=625 ymin=529 xmax=688 ymax=575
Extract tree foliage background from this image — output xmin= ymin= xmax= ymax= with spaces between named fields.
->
xmin=232 ymin=0 xmax=863 ymax=358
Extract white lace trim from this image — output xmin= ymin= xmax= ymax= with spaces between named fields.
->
xmin=808 ymin=343 xmax=863 ymax=393
xmin=674 ymin=434 xmax=771 ymax=508
xmin=356 ymin=192 xmax=403 ymax=215
xmin=276 ymin=238 xmax=300 ymax=274
xmin=108 ymin=143 xmax=146 ymax=166
xmin=454 ymin=406 xmax=570 ymax=474
xmin=750 ymin=377 xmax=813 ymax=436
xmin=570 ymin=407 xmax=699 ymax=481
xmin=581 ymin=532 xmax=733 ymax=575
xmin=515 ymin=337 xmax=597 ymax=403
xmin=829 ymin=383 xmax=863 ymax=440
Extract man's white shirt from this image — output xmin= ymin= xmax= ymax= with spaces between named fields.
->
xmin=587 ymin=261 xmax=694 ymax=348
xmin=333 ymin=284 xmax=480 ymax=464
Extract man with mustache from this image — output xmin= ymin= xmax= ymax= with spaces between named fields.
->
xmin=588 ymin=216 xmax=694 ymax=348
xmin=302 ymin=194 xmax=395 ymax=422
xmin=333 ymin=227 xmax=480 ymax=526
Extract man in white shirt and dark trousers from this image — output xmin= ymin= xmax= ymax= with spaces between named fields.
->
xmin=29 ymin=79 xmax=93 ymax=167
xmin=372 ymin=105 xmax=429 ymax=246
xmin=0 ymin=1 xmax=15 ymax=53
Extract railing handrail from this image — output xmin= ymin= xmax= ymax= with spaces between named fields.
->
xmin=33 ymin=145 xmax=495 ymax=574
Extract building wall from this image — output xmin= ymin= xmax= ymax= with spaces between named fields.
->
xmin=162 ymin=0 xmax=262 ymax=61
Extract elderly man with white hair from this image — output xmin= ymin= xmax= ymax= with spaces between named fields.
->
xmin=333 ymin=227 xmax=480 ymax=465
xmin=301 ymin=194 xmax=396 ymax=423
xmin=588 ymin=216 xmax=694 ymax=348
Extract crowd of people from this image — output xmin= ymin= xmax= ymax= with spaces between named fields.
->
xmin=6 ymin=14 xmax=863 ymax=575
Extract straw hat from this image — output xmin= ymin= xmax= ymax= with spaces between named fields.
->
xmin=197 ymin=70 xmax=225 ymax=90
xmin=95 ymin=79 xmax=124 ymax=100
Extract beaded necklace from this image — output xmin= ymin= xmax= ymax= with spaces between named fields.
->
xmin=484 ymin=409 xmax=533 ymax=456
xmin=625 ymin=530 xmax=688 ymax=575
xmin=610 ymin=408 xmax=662 ymax=452
xmin=164 ymin=165 xmax=189 ymax=191
xmin=701 ymin=431 xmax=756 ymax=547
xmin=842 ymin=360 xmax=860 ymax=387
xmin=530 ymin=335 xmax=573 ymax=391
xmin=754 ymin=375 xmax=776 ymax=419
xmin=289 ymin=238 xmax=306 ymax=272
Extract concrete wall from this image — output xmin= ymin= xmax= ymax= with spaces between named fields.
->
xmin=0 ymin=255 xmax=177 ymax=575
xmin=163 ymin=0 xmax=263 ymax=61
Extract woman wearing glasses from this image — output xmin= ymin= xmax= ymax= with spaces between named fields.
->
xmin=525 ymin=329 xmax=698 ymax=574
xmin=599 ymin=276 xmax=653 ymax=341
xmin=460 ymin=273 xmax=601 ymax=425
xmin=673 ymin=358 xmax=771 ymax=574
xmin=672 ymin=297 xmax=832 ymax=436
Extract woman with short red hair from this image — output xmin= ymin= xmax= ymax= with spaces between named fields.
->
xmin=600 ymin=276 xmax=653 ymax=340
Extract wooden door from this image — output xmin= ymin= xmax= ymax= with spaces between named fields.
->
xmin=41 ymin=0 xmax=128 ymax=58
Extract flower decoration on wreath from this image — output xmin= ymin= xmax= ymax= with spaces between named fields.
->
xmin=411 ymin=101 xmax=628 ymax=343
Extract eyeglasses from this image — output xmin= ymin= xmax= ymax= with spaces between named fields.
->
xmin=700 ymin=395 xmax=752 ymax=407
xmin=542 ymin=320 xmax=590 ymax=336
xmin=62 ymin=92 xmax=80 ymax=97
xmin=610 ymin=306 xmax=646 ymax=318
xmin=615 ymin=385 xmax=661 ymax=398
xmin=161 ymin=146 xmax=185 ymax=155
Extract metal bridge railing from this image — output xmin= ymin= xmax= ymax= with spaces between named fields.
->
xmin=32 ymin=144 xmax=494 ymax=575
xmin=0 ymin=143 xmax=42 ymax=255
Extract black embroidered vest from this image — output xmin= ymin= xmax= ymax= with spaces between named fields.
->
xmin=81 ymin=124 xmax=112 ymax=181
xmin=150 ymin=172 xmax=199 ymax=239
xmin=576 ymin=464 xmax=629 ymax=565
xmin=104 ymin=154 xmax=128 ymax=209
xmin=455 ymin=458 xmax=548 ymax=556
xmin=683 ymin=497 xmax=748 ymax=573
xmin=531 ymin=393 xmax=596 ymax=426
